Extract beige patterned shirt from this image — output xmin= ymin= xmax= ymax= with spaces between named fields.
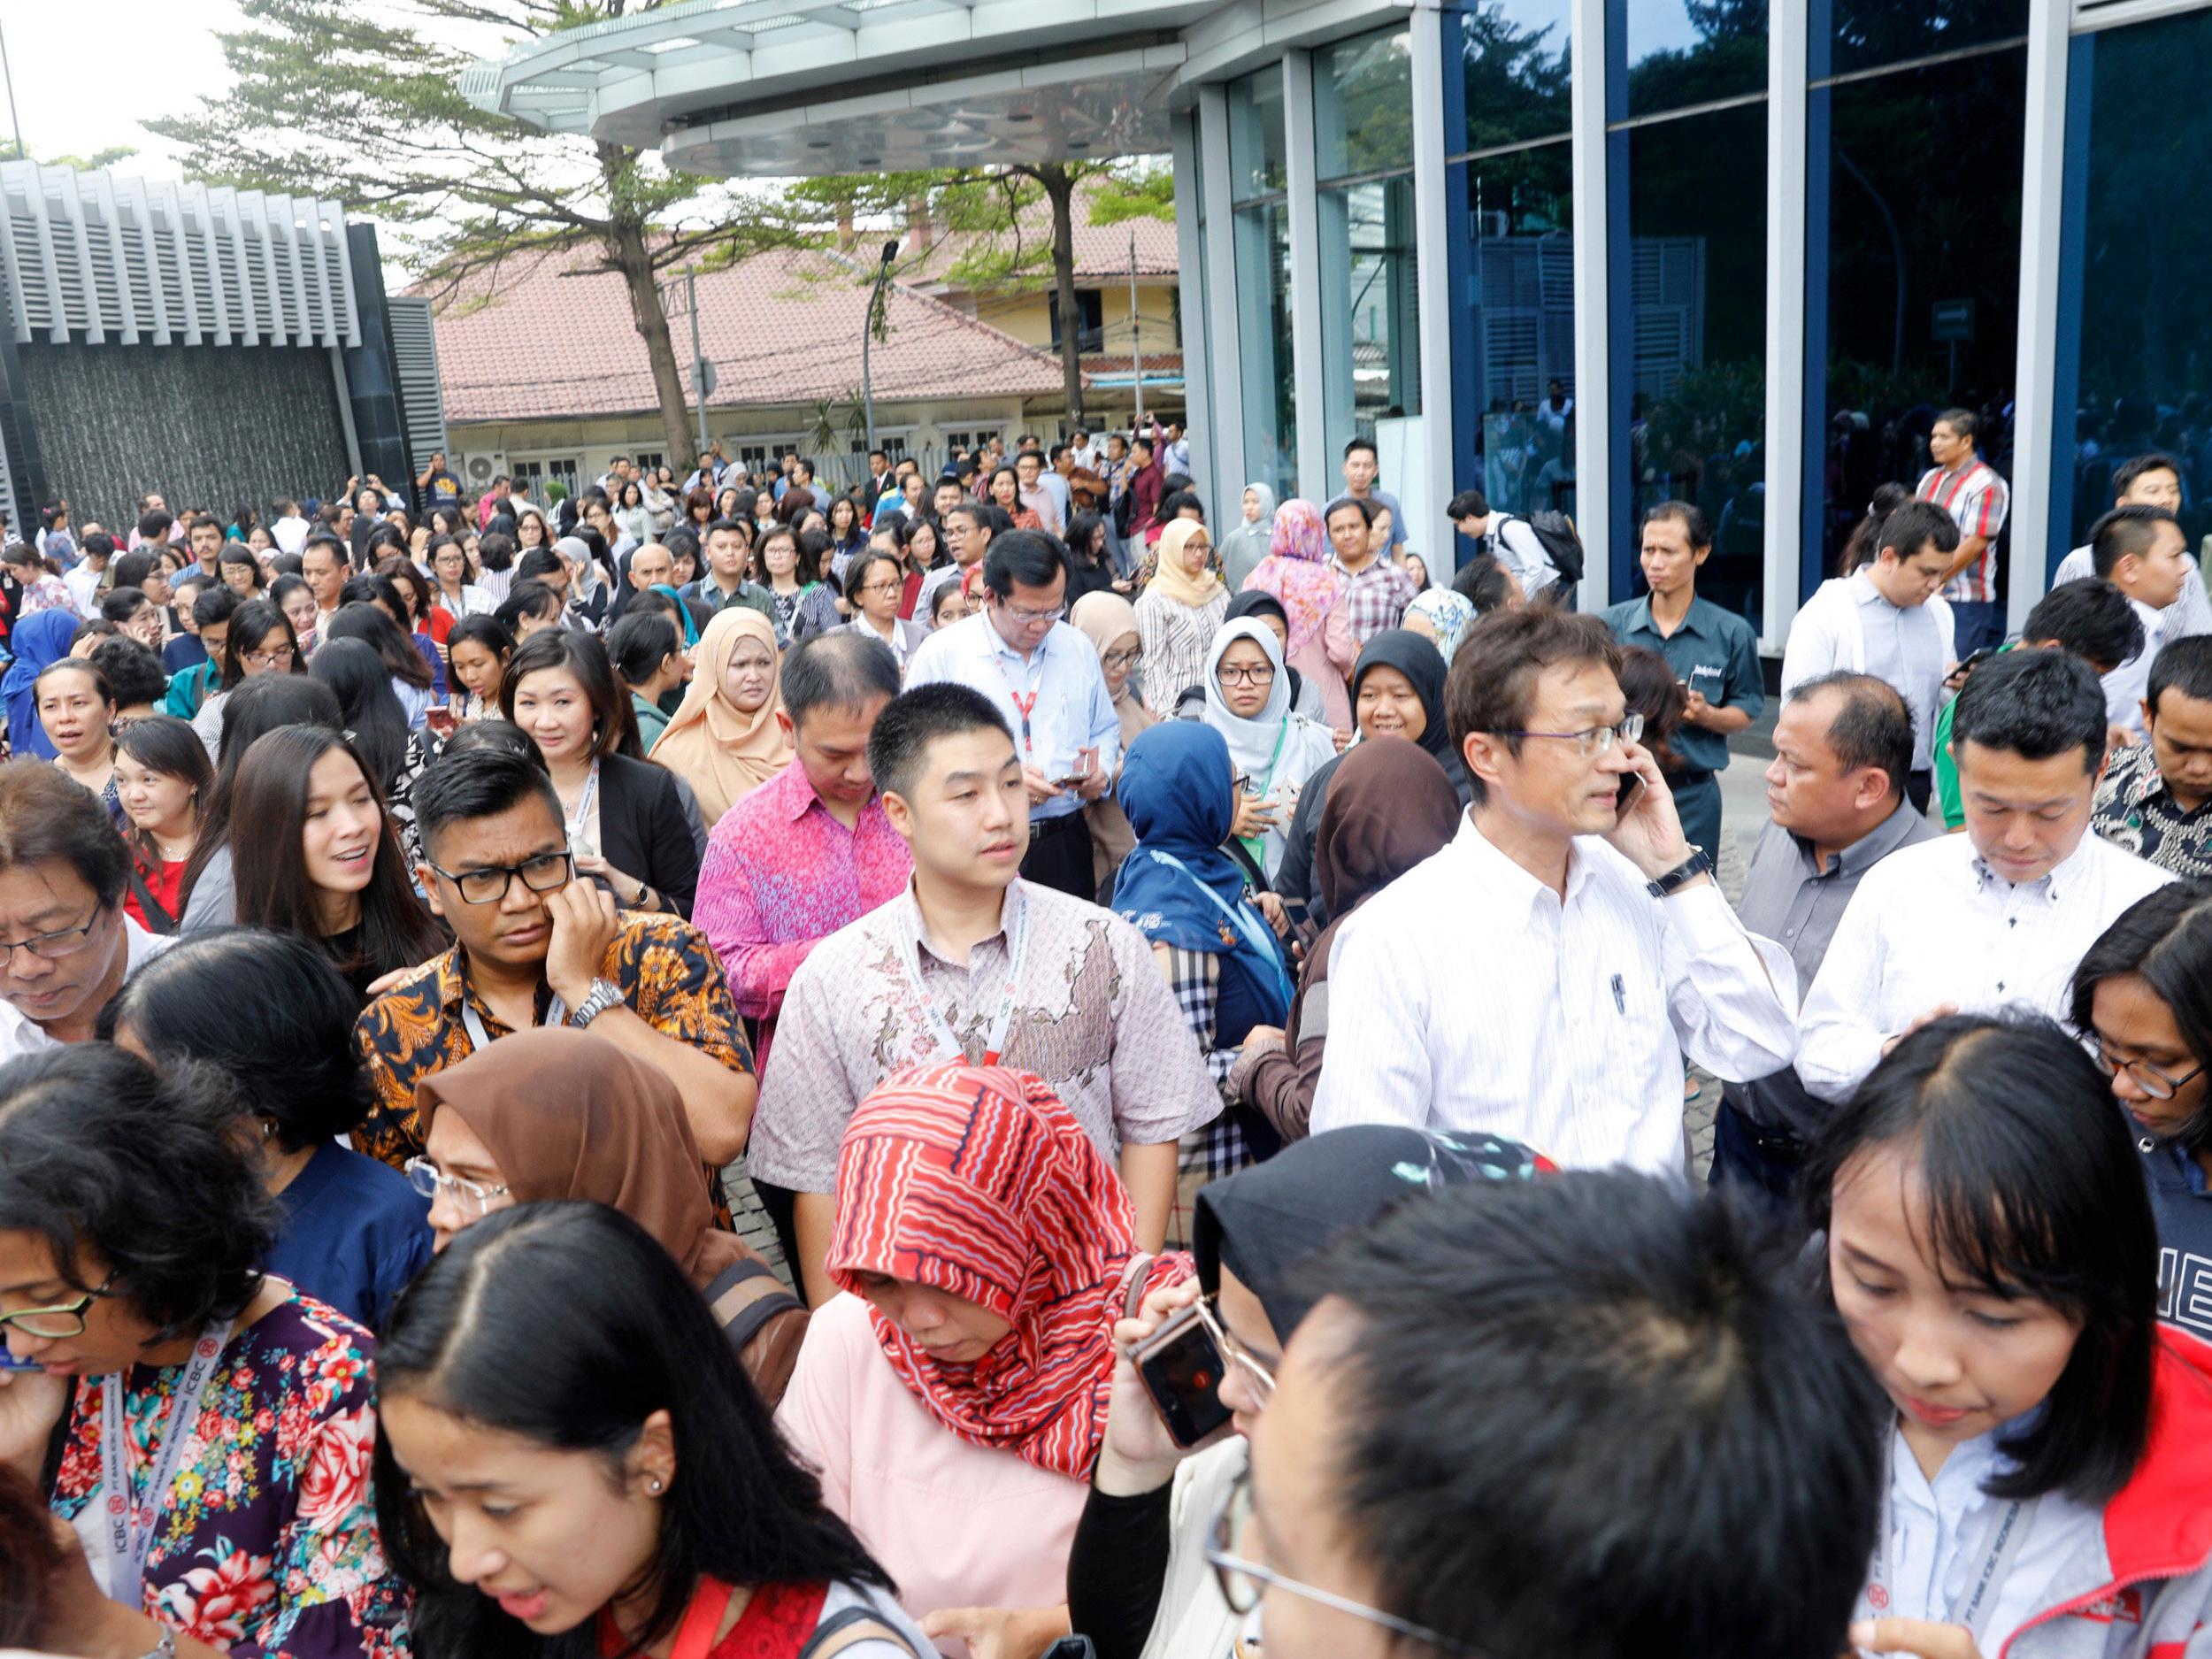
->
xmin=749 ymin=879 xmax=1220 ymax=1193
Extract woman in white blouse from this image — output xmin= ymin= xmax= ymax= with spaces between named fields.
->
xmin=841 ymin=548 xmax=928 ymax=680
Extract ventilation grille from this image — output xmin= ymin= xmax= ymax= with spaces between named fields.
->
xmin=0 ymin=164 xmax=360 ymax=348
xmin=388 ymin=296 xmax=449 ymax=462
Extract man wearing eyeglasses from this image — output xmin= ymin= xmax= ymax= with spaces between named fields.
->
xmin=1310 ymin=607 xmax=1798 ymax=1173
xmin=350 ymin=745 xmax=755 ymax=1179
xmin=903 ymin=529 xmax=1120 ymax=898
xmin=0 ymin=764 xmax=173 ymax=1061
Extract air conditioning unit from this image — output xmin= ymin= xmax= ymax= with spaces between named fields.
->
xmin=461 ymin=451 xmax=508 ymax=484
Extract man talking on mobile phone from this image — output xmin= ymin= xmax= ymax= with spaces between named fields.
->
xmin=1310 ymin=607 xmax=1796 ymax=1173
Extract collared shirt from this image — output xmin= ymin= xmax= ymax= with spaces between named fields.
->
xmin=693 ymin=764 xmax=913 ymax=1073
xmin=680 ymin=574 xmax=777 ymax=624
xmin=1328 ymin=552 xmax=1417 ymax=646
xmin=1724 ymin=803 xmax=1939 ymax=1134
xmin=1486 ymin=515 xmax=1560 ymax=595
xmin=0 ymin=919 xmax=169 ymax=1064
xmin=350 ymin=910 xmax=752 ymax=1169
xmin=1861 ymin=1427 xmax=2101 ymax=1659
xmin=1602 ymin=594 xmax=1765 ymax=775
xmin=2103 ymin=597 xmax=2169 ymax=739
xmin=1019 ymin=483 xmax=1064 ymax=538
xmin=1796 ymin=831 xmax=2173 ymax=1102
xmin=1916 ymin=458 xmax=2010 ymax=603
xmin=1039 ymin=472 xmax=1071 ymax=529
xmin=1309 ymin=816 xmax=1799 ymax=1174
xmin=748 ymin=879 xmax=1220 ymax=1193
xmin=1779 ymin=572 xmax=1955 ymax=770
xmin=902 ymin=611 xmax=1122 ymax=821
xmin=2093 ymin=741 xmax=2212 ymax=879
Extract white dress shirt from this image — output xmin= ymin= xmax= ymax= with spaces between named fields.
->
xmin=1796 ymin=830 xmax=2172 ymax=1102
xmin=1856 ymin=1428 xmax=2101 ymax=1659
xmin=1781 ymin=573 xmax=1956 ymax=772
xmin=1309 ymin=817 xmax=1799 ymax=1174
xmin=271 ymin=513 xmax=311 ymax=557
xmin=2103 ymin=596 xmax=2167 ymax=739
xmin=902 ymin=611 xmax=1123 ymax=822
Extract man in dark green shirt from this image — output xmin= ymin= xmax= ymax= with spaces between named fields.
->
xmin=1603 ymin=502 xmax=1763 ymax=859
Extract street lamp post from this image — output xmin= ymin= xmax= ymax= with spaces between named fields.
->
xmin=861 ymin=239 xmax=898 ymax=463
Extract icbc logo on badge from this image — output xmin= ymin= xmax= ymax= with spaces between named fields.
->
xmin=107 ymin=1493 xmax=127 ymax=1515
xmin=197 ymin=1337 xmax=220 ymax=1359
xmin=1865 ymin=1585 xmax=1890 ymax=1611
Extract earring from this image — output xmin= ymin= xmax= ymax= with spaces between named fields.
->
xmin=647 ymin=1476 xmax=664 ymax=1494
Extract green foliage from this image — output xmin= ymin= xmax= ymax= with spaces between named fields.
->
xmin=30 ymin=145 xmax=140 ymax=173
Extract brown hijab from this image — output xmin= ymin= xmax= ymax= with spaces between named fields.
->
xmin=1310 ymin=735 xmax=1463 ymax=977
xmin=411 ymin=1027 xmax=748 ymax=1288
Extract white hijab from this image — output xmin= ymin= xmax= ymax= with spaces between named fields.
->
xmin=1200 ymin=617 xmax=1337 ymax=878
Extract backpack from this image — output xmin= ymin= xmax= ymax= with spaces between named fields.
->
xmin=1501 ymin=511 xmax=1586 ymax=585
xmin=1111 ymin=484 xmax=1137 ymax=540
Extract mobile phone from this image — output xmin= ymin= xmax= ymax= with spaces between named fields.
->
xmin=0 ymin=1349 xmax=43 ymax=1373
xmin=1953 ymin=645 xmax=2000 ymax=676
xmin=1615 ymin=769 xmax=1645 ymax=822
xmin=425 ymin=706 xmax=458 ymax=741
xmin=1130 ymin=1302 xmax=1234 ymax=1449
xmin=1053 ymin=749 xmax=1098 ymax=789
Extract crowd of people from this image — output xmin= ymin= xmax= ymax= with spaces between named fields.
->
xmin=3 ymin=410 xmax=2212 ymax=1659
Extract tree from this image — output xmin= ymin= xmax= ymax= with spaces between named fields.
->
xmin=775 ymin=160 xmax=1173 ymax=429
xmin=147 ymin=0 xmax=769 ymax=472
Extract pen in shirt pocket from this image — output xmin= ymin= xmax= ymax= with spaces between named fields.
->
xmin=1611 ymin=973 xmax=1625 ymax=1016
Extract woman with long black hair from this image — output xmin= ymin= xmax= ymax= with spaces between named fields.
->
xmin=375 ymin=1201 xmax=929 ymax=1658
xmin=114 ymin=712 xmax=212 ymax=934
xmin=188 ymin=595 xmax=304 ymax=760
xmin=312 ymin=634 xmax=433 ymax=861
xmin=227 ymin=723 xmax=448 ymax=999
xmin=176 ymin=673 xmax=345 ymax=932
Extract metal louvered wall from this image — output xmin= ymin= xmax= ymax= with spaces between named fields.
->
xmin=387 ymin=297 xmax=449 ymax=464
xmin=0 ymin=164 xmax=360 ymax=349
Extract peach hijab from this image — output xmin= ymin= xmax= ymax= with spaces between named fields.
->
xmin=647 ymin=605 xmax=793 ymax=824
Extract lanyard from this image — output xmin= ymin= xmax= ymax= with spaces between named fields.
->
xmin=1863 ymin=1446 xmax=2038 ymax=1647
xmin=563 ymin=758 xmax=600 ymax=845
xmin=460 ymin=987 xmax=571 ymax=1053
xmin=1140 ymin=850 xmax=1296 ymax=1013
xmin=891 ymin=884 xmax=1030 ymax=1066
xmin=987 ymin=635 xmax=1048 ymax=755
xmin=1234 ymin=722 xmax=1293 ymax=859
xmin=94 ymin=1319 xmax=230 ymax=1604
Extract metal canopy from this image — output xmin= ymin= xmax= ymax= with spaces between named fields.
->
xmin=462 ymin=0 xmax=1224 ymax=172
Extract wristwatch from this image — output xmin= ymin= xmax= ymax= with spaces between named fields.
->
xmin=1647 ymin=847 xmax=1713 ymax=899
xmin=139 ymin=1626 xmax=180 ymax=1659
xmin=566 ymin=978 xmax=625 ymax=1030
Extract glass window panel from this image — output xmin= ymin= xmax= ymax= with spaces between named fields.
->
xmin=1624 ymin=0 xmax=1765 ymax=119
xmin=1460 ymin=0 xmax=1571 ymax=153
xmin=1816 ymin=48 xmax=2024 ymax=577
xmin=2072 ymin=9 xmax=2212 ymax=547
xmin=1625 ymin=100 xmax=1768 ymax=626
xmin=1453 ymin=138 xmax=1574 ymax=519
xmin=1317 ymin=27 xmax=1413 ymax=180
xmin=1321 ymin=175 xmax=1423 ymax=453
xmin=1235 ymin=200 xmax=1298 ymax=500
xmin=1227 ymin=70 xmax=1286 ymax=202
xmin=1827 ymin=0 xmax=2028 ymax=79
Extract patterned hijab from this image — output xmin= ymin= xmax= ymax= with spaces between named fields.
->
xmin=647 ymin=604 xmax=792 ymax=824
xmin=1246 ymin=498 xmax=1339 ymax=658
xmin=829 ymin=1064 xmax=1191 ymax=1478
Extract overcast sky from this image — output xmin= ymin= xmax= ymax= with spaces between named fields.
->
xmin=2 ymin=2 xmax=245 ymax=175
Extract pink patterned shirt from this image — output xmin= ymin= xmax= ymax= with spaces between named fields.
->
xmin=694 ymin=760 xmax=913 ymax=1072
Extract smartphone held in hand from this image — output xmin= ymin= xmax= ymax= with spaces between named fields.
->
xmin=1130 ymin=1302 xmax=1234 ymax=1449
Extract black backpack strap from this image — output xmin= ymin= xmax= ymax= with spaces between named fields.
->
xmin=701 ymin=1256 xmax=806 ymax=1352
xmin=799 ymin=1606 xmax=923 ymax=1659
xmin=124 ymin=860 xmax=177 ymax=935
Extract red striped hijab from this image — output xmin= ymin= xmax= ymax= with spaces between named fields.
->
xmin=828 ymin=1064 xmax=1191 ymax=1479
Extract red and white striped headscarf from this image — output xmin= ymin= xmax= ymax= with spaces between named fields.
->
xmin=829 ymin=1063 xmax=1191 ymax=1479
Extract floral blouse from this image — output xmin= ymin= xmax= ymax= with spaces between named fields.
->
xmin=50 ymin=1286 xmax=411 ymax=1659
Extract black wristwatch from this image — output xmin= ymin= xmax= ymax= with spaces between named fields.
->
xmin=1647 ymin=847 xmax=1713 ymax=898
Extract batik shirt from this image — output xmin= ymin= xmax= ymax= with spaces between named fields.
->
xmin=50 ymin=1287 xmax=411 ymax=1659
xmin=2093 ymin=741 xmax=2212 ymax=879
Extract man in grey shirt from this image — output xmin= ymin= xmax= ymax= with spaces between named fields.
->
xmin=1712 ymin=671 xmax=1939 ymax=1207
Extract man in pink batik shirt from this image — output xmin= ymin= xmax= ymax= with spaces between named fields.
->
xmin=694 ymin=633 xmax=911 ymax=1263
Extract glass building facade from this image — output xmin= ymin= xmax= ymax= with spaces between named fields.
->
xmin=1172 ymin=0 xmax=2174 ymax=652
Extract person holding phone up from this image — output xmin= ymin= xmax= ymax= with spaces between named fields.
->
xmin=1601 ymin=502 xmax=1763 ymax=864
xmin=1068 ymin=1126 xmax=1548 ymax=1659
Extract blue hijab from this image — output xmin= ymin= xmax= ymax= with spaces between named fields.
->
xmin=1114 ymin=722 xmax=1294 ymax=1030
xmin=3 ymin=610 xmax=80 ymax=760
xmin=651 ymin=583 xmax=700 ymax=648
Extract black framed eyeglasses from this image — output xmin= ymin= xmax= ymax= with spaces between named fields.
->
xmin=1206 ymin=1466 xmax=1479 ymax=1655
xmin=0 ymin=1271 xmax=118 ymax=1339
xmin=2090 ymin=1036 xmax=2207 ymax=1102
xmin=426 ymin=849 xmax=575 ymax=906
